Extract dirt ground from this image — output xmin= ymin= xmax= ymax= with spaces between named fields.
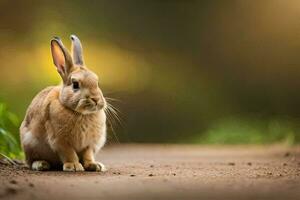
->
xmin=0 ymin=144 xmax=300 ymax=200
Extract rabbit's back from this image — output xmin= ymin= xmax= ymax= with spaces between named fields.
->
xmin=22 ymin=86 xmax=56 ymax=128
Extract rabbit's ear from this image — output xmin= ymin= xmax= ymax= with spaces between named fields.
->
xmin=70 ymin=34 xmax=84 ymax=66
xmin=51 ymin=37 xmax=74 ymax=82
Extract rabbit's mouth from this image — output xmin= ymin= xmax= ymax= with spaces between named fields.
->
xmin=75 ymin=99 xmax=104 ymax=114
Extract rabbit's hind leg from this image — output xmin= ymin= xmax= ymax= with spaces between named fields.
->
xmin=21 ymin=131 xmax=60 ymax=170
xmin=32 ymin=160 xmax=51 ymax=171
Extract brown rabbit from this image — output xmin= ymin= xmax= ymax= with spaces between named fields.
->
xmin=20 ymin=35 xmax=107 ymax=172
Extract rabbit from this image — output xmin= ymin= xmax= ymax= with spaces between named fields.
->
xmin=20 ymin=35 xmax=107 ymax=172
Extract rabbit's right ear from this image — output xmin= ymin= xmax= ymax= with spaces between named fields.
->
xmin=51 ymin=37 xmax=74 ymax=83
xmin=70 ymin=34 xmax=84 ymax=66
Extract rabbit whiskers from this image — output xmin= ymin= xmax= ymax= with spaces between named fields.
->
xmin=104 ymin=97 xmax=123 ymax=144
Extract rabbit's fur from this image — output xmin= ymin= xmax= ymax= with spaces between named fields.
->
xmin=20 ymin=35 xmax=107 ymax=172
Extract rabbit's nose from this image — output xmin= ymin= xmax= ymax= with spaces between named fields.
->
xmin=91 ymin=97 xmax=100 ymax=105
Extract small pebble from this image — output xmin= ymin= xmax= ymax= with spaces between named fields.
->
xmin=284 ymin=152 xmax=291 ymax=157
xmin=148 ymin=174 xmax=154 ymax=177
xmin=172 ymin=173 xmax=176 ymax=176
xmin=247 ymin=162 xmax=252 ymax=166
xmin=130 ymin=174 xmax=136 ymax=177
xmin=150 ymin=165 xmax=154 ymax=168
xmin=267 ymin=172 xmax=272 ymax=175
xmin=29 ymin=183 xmax=34 ymax=187
xmin=9 ymin=180 xmax=17 ymax=185
xmin=283 ymin=163 xmax=287 ymax=166
xmin=228 ymin=162 xmax=235 ymax=166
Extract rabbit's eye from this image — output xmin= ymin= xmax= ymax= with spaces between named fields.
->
xmin=72 ymin=81 xmax=80 ymax=90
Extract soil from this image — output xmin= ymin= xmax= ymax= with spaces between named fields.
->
xmin=0 ymin=144 xmax=300 ymax=200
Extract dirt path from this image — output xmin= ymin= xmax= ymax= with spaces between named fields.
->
xmin=0 ymin=144 xmax=300 ymax=200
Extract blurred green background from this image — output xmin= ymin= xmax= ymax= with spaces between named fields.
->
xmin=1 ymin=0 xmax=300 ymax=151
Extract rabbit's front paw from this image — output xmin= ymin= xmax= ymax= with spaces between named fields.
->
xmin=63 ymin=162 xmax=85 ymax=172
xmin=84 ymin=162 xmax=107 ymax=172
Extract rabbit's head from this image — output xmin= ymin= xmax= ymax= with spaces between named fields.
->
xmin=50 ymin=35 xmax=106 ymax=115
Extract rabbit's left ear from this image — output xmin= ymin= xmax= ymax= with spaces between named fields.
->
xmin=51 ymin=37 xmax=74 ymax=83
xmin=70 ymin=34 xmax=84 ymax=66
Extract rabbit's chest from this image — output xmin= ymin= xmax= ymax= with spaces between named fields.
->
xmin=52 ymin=110 xmax=106 ymax=152
xmin=70 ymin=116 xmax=105 ymax=152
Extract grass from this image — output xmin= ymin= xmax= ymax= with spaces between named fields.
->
xmin=194 ymin=116 xmax=299 ymax=145
xmin=0 ymin=102 xmax=23 ymax=159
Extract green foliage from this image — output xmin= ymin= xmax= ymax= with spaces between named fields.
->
xmin=194 ymin=116 xmax=298 ymax=145
xmin=0 ymin=102 xmax=23 ymax=159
